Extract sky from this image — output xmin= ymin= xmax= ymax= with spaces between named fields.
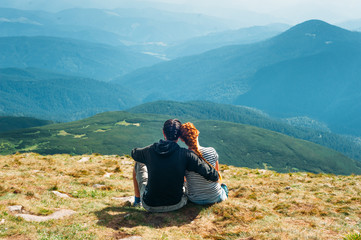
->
xmin=154 ymin=0 xmax=361 ymax=24
xmin=1 ymin=0 xmax=361 ymax=26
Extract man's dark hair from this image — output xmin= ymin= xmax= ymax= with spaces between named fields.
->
xmin=163 ymin=119 xmax=182 ymax=141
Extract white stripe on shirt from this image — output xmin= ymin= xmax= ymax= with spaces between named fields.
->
xmin=185 ymin=146 xmax=222 ymax=202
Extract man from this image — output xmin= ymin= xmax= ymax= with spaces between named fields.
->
xmin=132 ymin=119 xmax=219 ymax=212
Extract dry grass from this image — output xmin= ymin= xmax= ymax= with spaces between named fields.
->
xmin=0 ymin=153 xmax=360 ymax=239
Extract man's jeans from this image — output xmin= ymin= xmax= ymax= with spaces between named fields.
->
xmin=134 ymin=162 xmax=188 ymax=212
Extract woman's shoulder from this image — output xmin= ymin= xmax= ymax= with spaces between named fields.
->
xmin=200 ymin=146 xmax=215 ymax=151
xmin=199 ymin=146 xmax=217 ymax=155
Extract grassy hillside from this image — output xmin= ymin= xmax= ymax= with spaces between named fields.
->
xmin=128 ymin=100 xmax=361 ymax=162
xmin=0 ymin=153 xmax=360 ymax=239
xmin=0 ymin=116 xmax=52 ymax=133
xmin=0 ymin=111 xmax=360 ymax=175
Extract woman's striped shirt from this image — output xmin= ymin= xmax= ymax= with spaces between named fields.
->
xmin=185 ymin=146 xmax=222 ymax=203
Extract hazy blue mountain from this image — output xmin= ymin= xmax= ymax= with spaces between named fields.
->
xmin=0 ymin=7 xmax=240 ymax=60
xmin=0 ymin=6 xmax=236 ymax=55
xmin=0 ymin=36 xmax=162 ymax=81
xmin=0 ymin=7 xmax=52 ymax=24
xmin=0 ymin=8 xmax=132 ymax=46
xmin=116 ymin=20 xmax=361 ymax=136
xmin=54 ymin=8 xmax=230 ymax=44
xmin=128 ymin=100 xmax=361 ymax=162
xmin=0 ymin=68 xmax=140 ymax=121
xmin=165 ymin=24 xmax=290 ymax=58
xmin=0 ymin=116 xmax=53 ymax=133
xmin=235 ymin=24 xmax=361 ymax=135
xmin=116 ymin=20 xmax=336 ymax=103
xmin=0 ymin=1 xmax=285 ymax=29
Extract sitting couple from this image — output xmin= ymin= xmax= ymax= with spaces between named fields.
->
xmin=131 ymin=119 xmax=228 ymax=212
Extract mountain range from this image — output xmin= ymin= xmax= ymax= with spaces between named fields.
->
xmin=115 ymin=20 xmax=361 ymax=137
xmin=0 ymin=7 xmax=235 ymax=58
xmin=0 ymin=36 xmax=162 ymax=81
xmin=165 ymin=23 xmax=290 ymax=58
xmin=235 ymin=20 xmax=361 ymax=136
xmin=0 ymin=7 xmax=295 ymax=61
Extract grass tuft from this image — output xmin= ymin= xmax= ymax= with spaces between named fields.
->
xmin=344 ymin=233 xmax=361 ymax=240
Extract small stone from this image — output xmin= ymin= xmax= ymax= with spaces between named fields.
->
xmin=52 ymin=191 xmax=70 ymax=198
xmin=15 ymin=209 xmax=76 ymax=222
xmin=121 ymin=160 xmax=133 ymax=165
xmin=0 ymin=219 xmax=5 ymax=224
xmin=8 ymin=205 xmax=23 ymax=212
xmin=120 ymin=237 xmax=143 ymax=240
xmin=93 ymin=184 xmax=106 ymax=189
xmin=103 ymin=172 xmax=113 ymax=178
xmin=78 ymin=157 xmax=90 ymax=163
xmin=112 ymin=196 xmax=133 ymax=202
xmin=345 ymin=217 xmax=350 ymax=220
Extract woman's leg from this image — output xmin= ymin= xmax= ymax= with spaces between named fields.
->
xmin=133 ymin=167 xmax=140 ymax=198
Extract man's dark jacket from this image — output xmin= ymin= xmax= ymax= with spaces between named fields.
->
xmin=131 ymin=139 xmax=219 ymax=207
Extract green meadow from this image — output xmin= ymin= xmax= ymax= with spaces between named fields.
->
xmin=1 ymin=111 xmax=360 ymax=175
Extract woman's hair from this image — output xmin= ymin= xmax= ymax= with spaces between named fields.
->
xmin=180 ymin=122 xmax=203 ymax=160
xmin=163 ymin=119 xmax=182 ymax=141
xmin=180 ymin=122 xmax=222 ymax=181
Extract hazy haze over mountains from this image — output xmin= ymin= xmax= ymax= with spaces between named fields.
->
xmin=1 ymin=0 xmax=361 ymax=27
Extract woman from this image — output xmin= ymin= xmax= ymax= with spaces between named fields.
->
xmin=180 ymin=122 xmax=228 ymax=205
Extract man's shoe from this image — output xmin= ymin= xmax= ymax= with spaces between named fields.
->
xmin=133 ymin=201 xmax=142 ymax=207
xmin=133 ymin=196 xmax=142 ymax=207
